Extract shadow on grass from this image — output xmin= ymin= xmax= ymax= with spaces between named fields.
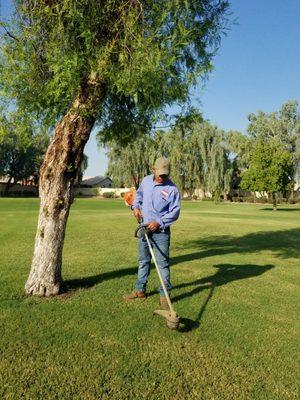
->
xmin=178 ymin=263 xmax=274 ymax=333
xmin=261 ymin=208 xmax=300 ymax=212
xmin=63 ymin=228 xmax=296 ymax=328
xmin=172 ymin=228 xmax=300 ymax=265
xmin=63 ymin=267 xmax=137 ymax=291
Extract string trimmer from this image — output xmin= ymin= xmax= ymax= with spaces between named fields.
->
xmin=135 ymin=223 xmax=180 ymax=330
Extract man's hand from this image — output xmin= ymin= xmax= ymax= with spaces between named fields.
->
xmin=148 ymin=221 xmax=160 ymax=232
xmin=133 ymin=208 xmax=142 ymax=222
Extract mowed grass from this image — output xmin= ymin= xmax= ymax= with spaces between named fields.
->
xmin=0 ymin=198 xmax=299 ymax=400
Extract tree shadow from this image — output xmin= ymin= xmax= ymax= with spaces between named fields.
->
xmin=63 ymin=267 xmax=137 ymax=291
xmin=62 ymin=228 xmax=297 ymax=318
xmin=261 ymin=208 xmax=300 ymax=212
xmin=178 ymin=263 xmax=274 ymax=333
xmin=172 ymin=228 xmax=300 ymax=266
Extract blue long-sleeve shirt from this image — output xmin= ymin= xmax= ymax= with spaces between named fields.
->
xmin=133 ymin=175 xmax=180 ymax=229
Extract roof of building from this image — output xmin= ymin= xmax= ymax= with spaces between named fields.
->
xmin=81 ymin=176 xmax=112 ymax=187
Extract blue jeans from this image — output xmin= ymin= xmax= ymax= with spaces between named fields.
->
xmin=135 ymin=229 xmax=172 ymax=296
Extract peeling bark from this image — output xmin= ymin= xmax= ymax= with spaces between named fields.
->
xmin=25 ymin=80 xmax=105 ymax=296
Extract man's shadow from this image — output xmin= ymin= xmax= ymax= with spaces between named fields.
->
xmin=172 ymin=228 xmax=300 ymax=264
xmin=177 ymin=263 xmax=274 ymax=332
xmin=63 ymin=228 xmax=298 ymax=293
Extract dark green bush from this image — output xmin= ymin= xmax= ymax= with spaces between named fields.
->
xmin=23 ymin=191 xmax=37 ymax=197
xmin=255 ymin=197 xmax=269 ymax=204
xmin=242 ymin=196 xmax=255 ymax=203
xmin=102 ymin=191 xmax=115 ymax=198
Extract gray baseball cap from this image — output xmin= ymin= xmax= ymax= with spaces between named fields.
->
xmin=154 ymin=157 xmax=170 ymax=176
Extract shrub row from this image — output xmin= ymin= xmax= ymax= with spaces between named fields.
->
xmin=0 ymin=190 xmax=38 ymax=197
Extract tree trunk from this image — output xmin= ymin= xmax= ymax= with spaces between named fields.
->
xmin=272 ymin=192 xmax=277 ymax=210
xmin=181 ymin=174 xmax=185 ymax=199
xmin=25 ymin=81 xmax=105 ymax=296
xmin=4 ymin=176 xmax=13 ymax=195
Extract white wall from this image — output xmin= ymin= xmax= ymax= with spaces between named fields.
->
xmin=72 ymin=187 xmax=131 ymax=197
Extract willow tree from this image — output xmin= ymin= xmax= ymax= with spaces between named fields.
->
xmin=0 ymin=0 xmax=229 ymax=296
xmin=225 ymin=130 xmax=252 ymax=169
xmin=163 ymin=110 xmax=204 ymax=196
xmin=105 ymin=135 xmax=154 ymax=188
xmin=194 ymin=122 xmax=232 ymax=199
xmin=158 ymin=118 xmax=231 ymax=198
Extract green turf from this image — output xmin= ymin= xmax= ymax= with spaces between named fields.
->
xmin=1 ymin=198 xmax=299 ymax=399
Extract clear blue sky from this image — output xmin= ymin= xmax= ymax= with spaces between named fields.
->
xmin=1 ymin=0 xmax=300 ymax=176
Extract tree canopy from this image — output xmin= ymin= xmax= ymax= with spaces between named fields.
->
xmin=240 ymin=140 xmax=294 ymax=209
xmin=247 ymin=100 xmax=300 ymax=185
xmin=1 ymin=0 xmax=230 ymax=140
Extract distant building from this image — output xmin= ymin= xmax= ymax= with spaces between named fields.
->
xmin=81 ymin=176 xmax=113 ymax=188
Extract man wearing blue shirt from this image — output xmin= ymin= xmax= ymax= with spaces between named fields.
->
xmin=123 ymin=157 xmax=181 ymax=309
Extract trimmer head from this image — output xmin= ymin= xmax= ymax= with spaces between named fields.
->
xmin=153 ymin=309 xmax=180 ymax=330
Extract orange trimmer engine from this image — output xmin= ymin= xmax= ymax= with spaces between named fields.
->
xmin=124 ymin=187 xmax=136 ymax=208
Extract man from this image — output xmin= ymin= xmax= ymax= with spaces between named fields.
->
xmin=123 ymin=157 xmax=180 ymax=309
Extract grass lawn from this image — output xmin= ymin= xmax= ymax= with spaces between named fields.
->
xmin=0 ymin=198 xmax=299 ymax=399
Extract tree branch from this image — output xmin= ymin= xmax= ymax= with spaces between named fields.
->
xmin=1 ymin=25 xmax=19 ymax=41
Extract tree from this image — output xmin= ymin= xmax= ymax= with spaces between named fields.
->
xmin=162 ymin=109 xmax=203 ymax=197
xmin=0 ymin=111 xmax=49 ymax=193
xmin=193 ymin=122 xmax=232 ymax=199
xmin=105 ymin=114 xmax=232 ymax=199
xmin=105 ymin=135 xmax=154 ymax=188
xmin=225 ymin=130 xmax=252 ymax=169
xmin=240 ymin=140 xmax=294 ymax=210
xmin=224 ymin=130 xmax=252 ymax=197
xmin=107 ymin=114 xmax=232 ymax=199
xmin=0 ymin=0 xmax=230 ymax=295
xmin=247 ymin=100 xmax=300 ymax=193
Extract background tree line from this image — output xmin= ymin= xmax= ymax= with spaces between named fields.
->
xmin=104 ymin=100 xmax=300 ymax=207
xmin=1 ymin=100 xmax=299 ymax=207
xmin=104 ymin=110 xmax=232 ymax=200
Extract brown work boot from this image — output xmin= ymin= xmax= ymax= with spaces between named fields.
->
xmin=123 ymin=290 xmax=146 ymax=301
xmin=159 ymin=296 xmax=170 ymax=310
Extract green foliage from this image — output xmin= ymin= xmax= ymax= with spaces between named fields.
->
xmin=224 ymin=101 xmax=300 ymax=199
xmin=225 ymin=130 xmax=252 ymax=169
xmin=105 ymin=114 xmax=232 ymax=196
xmin=247 ymin=100 xmax=300 ymax=183
xmin=154 ymin=119 xmax=232 ymax=198
xmin=161 ymin=110 xmax=203 ymax=195
xmin=0 ymin=110 xmax=50 ymax=189
xmin=105 ymin=135 xmax=154 ymax=188
xmin=102 ymin=191 xmax=115 ymax=198
xmin=192 ymin=122 xmax=232 ymax=199
xmin=0 ymin=0 xmax=230 ymax=140
xmin=241 ymin=140 xmax=294 ymax=205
